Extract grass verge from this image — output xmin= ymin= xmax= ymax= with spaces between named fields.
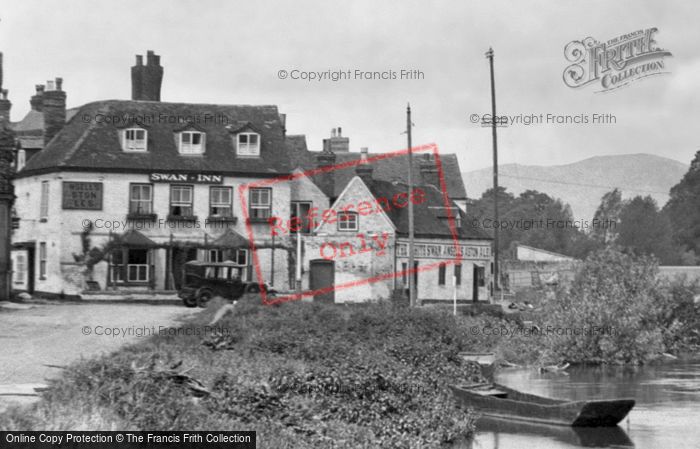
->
xmin=0 ymin=296 xmax=489 ymax=448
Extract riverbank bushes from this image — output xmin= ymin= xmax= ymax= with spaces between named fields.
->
xmin=0 ymin=298 xmax=484 ymax=448
xmin=540 ymin=247 xmax=700 ymax=365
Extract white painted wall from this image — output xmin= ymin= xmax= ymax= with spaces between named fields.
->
xmin=12 ymin=171 xmax=292 ymax=295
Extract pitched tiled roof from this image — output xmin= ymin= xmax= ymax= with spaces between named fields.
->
xmin=288 ymin=145 xmax=467 ymax=201
xmin=366 ymin=179 xmax=490 ymax=240
xmin=17 ymin=100 xmax=293 ymax=177
xmin=336 ymin=152 xmax=466 ymax=199
xmin=17 ymin=136 xmax=44 ymax=150
xmin=286 ymin=134 xmax=311 ymax=166
xmin=11 ymin=110 xmax=44 ymax=134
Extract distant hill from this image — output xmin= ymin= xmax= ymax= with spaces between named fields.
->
xmin=462 ymin=154 xmax=688 ymax=221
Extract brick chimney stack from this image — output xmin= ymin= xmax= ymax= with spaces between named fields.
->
xmin=42 ymin=77 xmax=66 ymax=145
xmin=322 ymin=127 xmax=349 ymax=153
xmin=30 ymin=84 xmax=45 ymax=111
xmin=315 ymin=148 xmax=337 ymax=201
xmin=131 ymin=50 xmax=163 ymax=101
xmin=0 ymin=53 xmax=11 ymax=124
xmin=419 ymin=153 xmax=441 ymax=189
xmin=355 ymin=152 xmax=374 ymax=186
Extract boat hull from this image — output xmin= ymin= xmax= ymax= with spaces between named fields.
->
xmin=450 ymin=383 xmax=635 ymax=427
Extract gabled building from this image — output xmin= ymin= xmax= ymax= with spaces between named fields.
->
xmin=287 ymin=130 xmax=493 ymax=303
xmin=7 ymin=49 xmax=492 ymax=303
xmin=11 ymin=51 xmax=295 ymax=296
xmin=298 ymin=163 xmax=492 ymax=303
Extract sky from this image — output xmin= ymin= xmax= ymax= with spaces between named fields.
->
xmin=0 ymin=0 xmax=698 ymax=172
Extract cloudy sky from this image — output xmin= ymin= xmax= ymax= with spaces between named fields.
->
xmin=1 ymin=0 xmax=697 ymax=171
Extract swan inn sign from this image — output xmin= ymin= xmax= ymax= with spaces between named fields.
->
xmin=149 ymin=172 xmax=223 ymax=184
xmin=396 ymin=242 xmax=491 ymax=259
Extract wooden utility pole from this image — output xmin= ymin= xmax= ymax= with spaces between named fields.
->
xmin=407 ymin=103 xmax=416 ymax=307
xmin=486 ymin=47 xmax=499 ymax=297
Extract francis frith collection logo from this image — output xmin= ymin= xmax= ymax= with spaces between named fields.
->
xmin=563 ymin=28 xmax=672 ymax=92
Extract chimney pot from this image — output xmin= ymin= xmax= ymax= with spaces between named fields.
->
xmin=1 ymin=89 xmax=7 ymax=100
xmin=132 ymin=50 xmax=163 ymax=101
xmin=324 ymin=126 xmax=349 ymax=152
xmin=55 ymin=77 xmax=63 ymax=91
xmin=46 ymin=80 xmax=55 ymax=91
xmin=35 ymin=84 xmax=44 ymax=94
xmin=360 ymin=147 xmax=368 ymax=160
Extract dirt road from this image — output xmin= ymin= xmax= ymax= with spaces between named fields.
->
xmin=0 ymin=302 xmax=197 ymax=408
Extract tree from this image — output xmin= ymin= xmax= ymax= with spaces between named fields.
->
xmin=664 ymin=150 xmax=700 ymax=263
xmin=543 ymin=247 xmax=668 ymax=364
xmin=617 ymin=196 xmax=677 ymax=264
xmin=592 ymin=189 xmax=623 ymax=244
xmin=471 ymin=187 xmax=597 ymax=258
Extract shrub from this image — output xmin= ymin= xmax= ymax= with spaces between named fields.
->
xmin=2 ymin=299 xmax=482 ymax=448
xmin=542 ymin=247 xmax=670 ymax=364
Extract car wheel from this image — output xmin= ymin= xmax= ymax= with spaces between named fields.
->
xmin=196 ymin=289 xmax=214 ymax=308
xmin=182 ymin=295 xmax=197 ymax=308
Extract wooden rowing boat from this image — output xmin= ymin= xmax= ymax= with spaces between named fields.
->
xmin=450 ymin=383 xmax=635 ymax=427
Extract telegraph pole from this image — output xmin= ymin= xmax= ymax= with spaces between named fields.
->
xmin=486 ymin=47 xmax=499 ymax=297
xmin=406 ymin=103 xmax=416 ymax=307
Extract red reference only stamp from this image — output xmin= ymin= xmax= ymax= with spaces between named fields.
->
xmin=239 ymin=143 xmax=468 ymax=305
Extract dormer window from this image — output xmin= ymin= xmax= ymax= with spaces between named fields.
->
xmin=122 ymin=128 xmax=147 ymax=152
xmin=236 ymin=132 xmax=260 ymax=157
xmin=179 ymin=131 xmax=204 ymax=154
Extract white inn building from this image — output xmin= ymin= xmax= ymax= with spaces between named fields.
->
xmin=9 ymin=50 xmax=493 ymax=303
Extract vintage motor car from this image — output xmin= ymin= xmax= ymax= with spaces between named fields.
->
xmin=178 ymin=260 xmax=271 ymax=307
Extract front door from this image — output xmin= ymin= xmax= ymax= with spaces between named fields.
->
xmin=172 ymin=247 xmax=198 ymax=290
xmin=26 ymin=247 xmax=35 ymax=294
xmin=473 ymin=265 xmax=484 ymax=302
xmin=309 ymin=259 xmax=334 ymax=303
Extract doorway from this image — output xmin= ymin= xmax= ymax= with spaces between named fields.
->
xmin=309 ymin=259 xmax=334 ymax=303
xmin=473 ymin=264 xmax=485 ymax=302
xmin=172 ymin=247 xmax=198 ymax=290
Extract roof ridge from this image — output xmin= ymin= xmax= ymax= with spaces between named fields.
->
xmin=79 ymin=99 xmax=280 ymax=109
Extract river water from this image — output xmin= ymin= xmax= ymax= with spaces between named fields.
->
xmin=469 ymin=360 xmax=700 ymax=449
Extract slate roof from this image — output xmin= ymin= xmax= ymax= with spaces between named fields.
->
xmin=287 ymin=142 xmax=468 ymax=201
xmin=17 ymin=100 xmax=293 ymax=177
xmin=365 ymin=179 xmax=490 ymax=240
xmin=11 ymin=110 xmax=44 ymax=135
xmin=17 ymin=136 xmax=44 ymax=150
